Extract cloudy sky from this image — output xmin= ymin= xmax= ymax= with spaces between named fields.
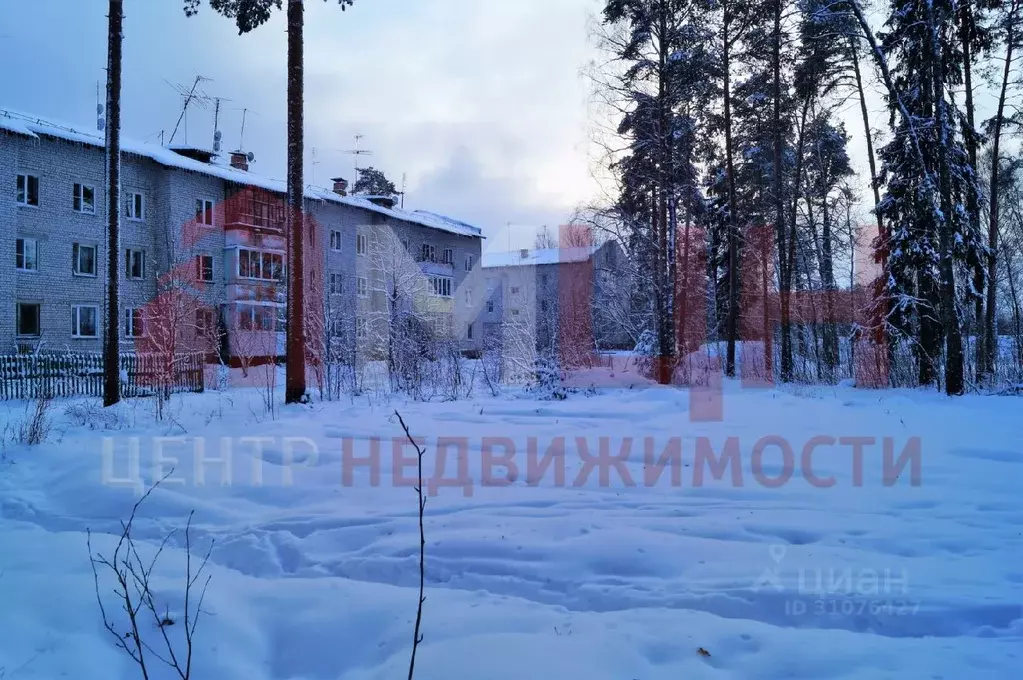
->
xmin=1 ymin=0 xmax=604 ymax=245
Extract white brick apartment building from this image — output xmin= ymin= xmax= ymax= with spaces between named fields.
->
xmin=0 ymin=109 xmax=485 ymax=362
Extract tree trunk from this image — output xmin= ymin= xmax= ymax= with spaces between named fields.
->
xmin=985 ymin=0 xmax=1019 ymax=382
xmin=773 ymin=0 xmax=792 ymax=382
xmin=958 ymin=3 xmax=985 ymax=381
xmin=656 ymin=2 xmax=674 ymax=385
xmin=103 ymin=0 xmax=123 ymax=407
xmin=723 ymin=2 xmax=740 ymax=379
xmin=850 ymin=41 xmax=884 ymax=254
xmin=285 ymin=0 xmax=307 ymax=403
xmin=927 ymin=2 xmax=964 ymax=395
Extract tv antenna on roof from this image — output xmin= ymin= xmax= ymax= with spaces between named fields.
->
xmin=166 ymin=75 xmax=213 ymax=146
xmin=341 ymin=133 xmax=372 ymax=180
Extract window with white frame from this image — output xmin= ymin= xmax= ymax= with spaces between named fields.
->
xmin=275 ymin=306 xmax=287 ymax=333
xmin=124 ymin=191 xmax=145 ymax=220
xmin=356 ymin=317 xmax=368 ymax=339
xmin=330 ymin=230 xmax=343 ymax=251
xmin=357 ymin=277 xmax=368 ymax=297
xmin=465 ymin=254 xmax=474 ymax=271
xmin=237 ymin=248 xmax=284 ymax=281
xmin=16 ymin=174 xmax=39 ymax=207
xmin=16 ymin=303 xmax=40 ymax=337
xmin=429 ymin=276 xmax=452 ymax=297
xmin=73 ymin=183 xmax=96 ymax=214
xmin=237 ymin=304 xmax=275 ymax=331
xmin=125 ymin=307 xmax=145 ymax=338
xmin=356 ymin=233 xmax=367 ymax=255
xmin=486 ymin=300 xmax=494 ymax=313
xmin=196 ymin=198 xmax=215 ymax=226
xmin=72 ymin=305 xmax=98 ymax=338
xmin=442 ymin=248 xmax=454 ymax=265
xmin=421 ymin=243 xmax=435 ymax=262
xmin=125 ymin=249 xmax=146 ymax=279
xmin=329 ymin=273 xmax=344 ymax=295
xmin=195 ymin=254 xmax=214 ymax=282
xmin=15 ymin=238 xmax=38 ymax=271
xmin=73 ymin=243 xmax=97 ymax=276
xmin=331 ymin=318 xmax=345 ymax=336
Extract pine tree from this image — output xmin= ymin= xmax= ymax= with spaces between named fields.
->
xmin=353 ymin=166 xmax=398 ymax=197
xmin=103 ymin=0 xmax=124 ymax=407
xmin=877 ymin=0 xmax=975 ymax=394
xmin=184 ymin=0 xmax=355 ymax=403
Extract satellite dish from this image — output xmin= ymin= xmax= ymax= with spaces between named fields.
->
xmin=246 ymin=151 xmax=255 ymax=162
xmin=214 ymin=130 xmax=222 ymax=141
xmin=96 ymin=103 xmax=104 ymax=115
xmin=214 ymin=140 xmax=222 ymax=152
xmin=97 ymin=117 xmax=106 ymax=131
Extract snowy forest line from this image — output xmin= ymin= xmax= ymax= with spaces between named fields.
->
xmin=581 ymin=0 xmax=1023 ymax=395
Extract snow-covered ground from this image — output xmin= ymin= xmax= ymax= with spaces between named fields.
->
xmin=0 ymin=376 xmax=1020 ymax=679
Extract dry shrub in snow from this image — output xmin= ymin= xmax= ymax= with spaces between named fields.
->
xmin=88 ymin=473 xmax=214 ymax=680
xmin=10 ymin=393 xmax=53 ymax=446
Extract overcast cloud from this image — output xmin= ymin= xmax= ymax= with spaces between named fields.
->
xmin=0 ymin=0 xmax=604 ymax=246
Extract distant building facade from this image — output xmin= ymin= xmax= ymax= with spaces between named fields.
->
xmin=0 ymin=109 xmax=484 ymax=363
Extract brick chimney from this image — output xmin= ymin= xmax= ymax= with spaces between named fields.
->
xmin=331 ymin=177 xmax=349 ymax=196
xmin=229 ymin=150 xmax=249 ymax=172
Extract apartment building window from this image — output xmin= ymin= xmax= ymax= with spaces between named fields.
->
xmin=195 ymin=255 xmax=214 ymax=282
xmin=329 ymin=273 xmax=344 ymax=295
xmin=330 ymin=230 xmax=343 ymax=252
xmin=15 ymin=238 xmax=38 ymax=271
xmin=238 ymin=248 xmax=284 ymax=281
xmin=73 ymin=183 xmax=96 ymax=214
xmin=429 ymin=276 xmax=452 ymax=297
xmin=125 ymin=249 xmax=146 ymax=279
xmin=421 ymin=244 xmax=435 ymax=262
xmin=356 ymin=318 xmax=368 ymax=340
xmin=356 ymin=233 xmax=368 ymax=255
xmin=72 ymin=305 xmax=98 ymax=338
xmin=442 ymin=248 xmax=454 ymax=265
xmin=124 ymin=191 xmax=145 ymax=221
xmin=357 ymin=277 xmax=368 ymax=297
xmin=487 ymin=300 xmax=494 ymax=314
xmin=72 ymin=243 xmax=97 ymax=277
xmin=331 ymin=318 xmax=344 ymax=336
xmin=195 ymin=308 xmax=215 ymax=338
xmin=16 ymin=174 xmax=39 ymax=207
xmin=467 ymin=323 xmax=473 ymax=340
xmin=16 ymin=303 xmax=40 ymax=337
xmin=238 ymin=304 xmax=275 ymax=331
xmin=510 ymin=286 xmax=520 ymax=295
xmin=196 ymin=199 xmax=215 ymax=226
xmin=125 ymin=308 xmax=146 ymax=338
xmin=275 ymin=306 xmax=287 ymax=333
xmin=465 ymin=289 xmax=472 ymax=306
xmin=465 ymin=254 xmax=474 ymax=271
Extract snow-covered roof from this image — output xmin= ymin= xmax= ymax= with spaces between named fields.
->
xmin=0 ymin=109 xmax=483 ymax=239
xmin=482 ymin=244 xmax=600 ymax=269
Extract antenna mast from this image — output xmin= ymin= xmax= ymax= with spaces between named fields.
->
xmin=341 ymin=133 xmax=372 ymax=184
xmin=167 ymin=74 xmax=212 ymax=146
